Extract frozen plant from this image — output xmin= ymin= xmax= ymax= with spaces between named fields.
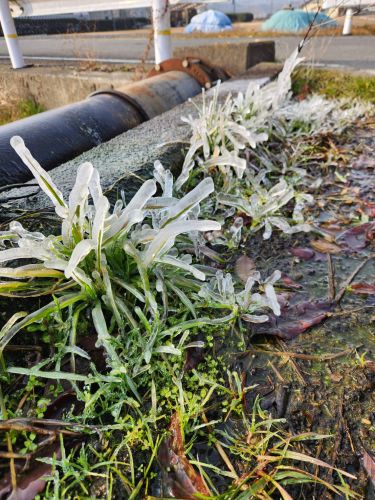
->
xmin=198 ymin=269 xmax=281 ymax=324
xmin=217 ymin=178 xmax=311 ymax=240
xmin=0 ymin=137 xmax=220 ymax=373
xmin=277 ymin=94 xmax=373 ymax=136
xmin=176 ymin=48 xmax=306 ymax=193
xmin=176 ymin=85 xmax=268 ymax=191
xmin=233 ymin=48 xmax=304 ymax=125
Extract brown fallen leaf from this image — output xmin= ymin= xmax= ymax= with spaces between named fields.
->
xmin=235 ymin=255 xmax=256 ymax=283
xmin=350 ymin=283 xmax=375 ymax=295
xmin=365 ymin=361 xmax=375 ymax=373
xmin=363 ymin=448 xmax=375 ymax=486
xmin=290 ymin=247 xmax=326 ymax=262
xmin=352 ymin=154 xmax=375 ymax=170
xmin=253 ymin=301 xmax=332 ymax=340
xmin=0 ymin=393 xmax=82 ymax=500
xmin=320 ymin=222 xmax=344 ymax=233
xmin=330 ymin=373 xmax=343 ymax=383
xmin=338 ymin=222 xmax=375 ymax=251
xmin=310 ymin=239 xmax=342 ymax=255
xmin=158 ymin=414 xmax=211 ymax=499
xmin=184 ymin=345 xmax=205 ymax=372
xmin=361 ymin=201 xmax=375 ymax=218
xmin=281 ymin=273 xmax=303 ymax=290
xmin=290 ymin=247 xmax=315 ymax=260
xmin=3 ymin=444 xmax=61 ymax=500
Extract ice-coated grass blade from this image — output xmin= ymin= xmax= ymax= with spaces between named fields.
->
xmin=143 ymin=220 xmax=221 ymax=267
xmin=0 ymin=265 xmax=64 ymax=279
xmin=10 ymin=136 xmax=67 ymax=216
xmin=161 ymin=177 xmax=215 ymax=226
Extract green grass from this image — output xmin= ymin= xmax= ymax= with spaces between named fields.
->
xmin=0 ymin=98 xmax=44 ymax=126
xmin=292 ymin=67 xmax=375 ymax=103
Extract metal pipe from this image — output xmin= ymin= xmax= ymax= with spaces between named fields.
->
xmin=114 ymin=70 xmax=201 ymax=119
xmin=0 ymin=71 xmax=201 ymax=187
xmin=0 ymin=0 xmax=26 ymax=69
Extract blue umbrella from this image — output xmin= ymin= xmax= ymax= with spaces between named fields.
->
xmin=262 ymin=9 xmax=337 ymax=32
xmin=185 ymin=10 xmax=233 ymax=33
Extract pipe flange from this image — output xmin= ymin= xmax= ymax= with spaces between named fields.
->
xmin=148 ymin=58 xmax=230 ymax=88
xmin=89 ymin=89 xmax=150 ymax=121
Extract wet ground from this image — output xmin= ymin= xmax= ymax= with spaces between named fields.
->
xmin=230 ymin=119 xmax=375 ymax=496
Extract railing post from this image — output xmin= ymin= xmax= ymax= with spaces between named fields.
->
xmin=152 ymin=0 xmax=172 ymax=65
xmin=342 ymin=8 xmax=353 ymax=36
xmin=0 ymin=0 xmax=26 ymax=69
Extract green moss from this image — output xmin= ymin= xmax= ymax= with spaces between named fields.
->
xmin=292 ymin=67 xmax=375 ymax=103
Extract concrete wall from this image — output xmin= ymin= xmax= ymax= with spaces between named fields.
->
xmin=0 ymin=64 xmax=135 ymax=109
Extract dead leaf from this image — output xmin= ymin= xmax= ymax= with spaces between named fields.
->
xmin=45 ymin=390 xmax=78 ymax=415
xmin=350 ymin=283 xmax=375 ymax=295
xmin=235 ymin=255 xmax=256 ymax=283
xmin=290 ymin=244 xmax=326 ymax=262
xmin=289 ymin=247 xmax=315 ymax=260
xmin=363 ymin=449 xmax=375 ymax=485
xmin=158 ymin=414 xmax=211 ymax=499
xmin=310 ymin=239 xmax=342 ymax=254
xmin=320 ymin=222 xmax=344 ymax=233
xmin=0 ymin=393 xmax=82 ymax=500
xmin=253 ymin=301 xmax=332 ymax=340
xmin=361 ymin=201 xmax=375 ymax=218
xmin=281 ymin=273 xmax=303 ymax=290
xmin=0 ymin=444 xmax=61 ymax=500
xmin=365 ymin=361 xmax=375 ymax=373
xmin=330 ymin=373 xmax=343 ymax=383
xmin=184 ymin=345 xmax=204 ymax=372
xmin=338 ymin=222 xmax=375 ymax=251
xmin=352 ymin=155 xmax=375 ymax=170
xmin=362 ymin=418 xmax=372 ymax=426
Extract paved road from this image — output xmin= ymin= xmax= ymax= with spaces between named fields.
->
xmin=0 ymin=33 xmax=374 ymax=70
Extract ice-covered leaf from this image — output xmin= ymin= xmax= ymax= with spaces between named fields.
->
xmin=10 ymin=136 xmax=67 ymax=218
xmin=143 ymin=220 xmax=221 ymax=266
xmin=65 ymin=240 xmax=94 ymax=279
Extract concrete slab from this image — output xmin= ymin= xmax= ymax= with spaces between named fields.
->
xmin=173 ymin=41 xmax=275 ymax=76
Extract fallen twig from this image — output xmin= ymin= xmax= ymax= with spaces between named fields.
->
xmin=244 ymin=347 xmax=354 ymax=362
xmin=335 ymin=254 xmax=374 ymax=303
xmin=327 ymin=254 xmax=336 ymax=302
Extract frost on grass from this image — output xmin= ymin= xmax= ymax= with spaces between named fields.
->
xmin=218 ymin=178 xmax=312 ymax=240
xmin=0 ymin=138 xmax=280 ymax=384
xmin=199 ymin=269 xmax=281 ymax=323
xmin=175 ymin=49 xmax=372 ymax=244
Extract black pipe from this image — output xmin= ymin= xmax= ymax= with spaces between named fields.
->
xmin=0 ymin=94 xmax=143 ymax=187
xmin=0 ymin=71 xmax=202 ymax=187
